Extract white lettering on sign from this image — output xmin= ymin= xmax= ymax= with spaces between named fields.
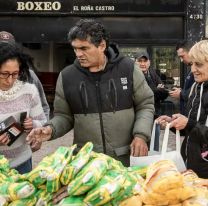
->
xmin=95 ymin=6 xmax=114 ymax=11
xmin=73 ymin=6 xmax=79 ymax=11
xmin=17 ymin=1 xmax=61 ymax=11
xmin=73 ymin=5 xmax=115 ymax=12
xmin=80 ymin=5 xmax=94 ymax=11
xmin=189 ymin=14 xmax=203 ymax=20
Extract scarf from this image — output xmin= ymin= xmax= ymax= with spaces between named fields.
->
xmin=0 ymin=80 xmax=24 ymax=101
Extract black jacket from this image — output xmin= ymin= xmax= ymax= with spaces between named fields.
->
xmin=180 ymin=67 xmax=195 ymax=115
xmin=182 ymin=82 xmax=208 ymax=178
xmin=144 ymin=68 xmax=168 ymax=116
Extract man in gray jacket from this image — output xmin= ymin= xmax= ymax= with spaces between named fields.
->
xmin=27 ymin=19 xmax=154 ymax=165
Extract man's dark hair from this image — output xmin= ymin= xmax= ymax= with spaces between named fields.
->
xmin=0 ymin=42 xmax=30 ymax=82
xmin=68 ymin=19 xmax=110 ymax=49
xmin=176 ymin=40 xmax=193 ymax=52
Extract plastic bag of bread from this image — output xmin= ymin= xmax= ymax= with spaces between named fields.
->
xmin=60 ymin=142 xmax=93 ymax=185
xmin=144 ymin=160 xmax=184 ymax=192
xmin=0 ymin=195 xmax=8 ymax=206
xmin=28 ymin=145 xmax=76 ymax=189
xmin=0 ymin=155 xmax=10 ymax=172
xmin=181 ymin=171 xmax=208 ymax=206
xmin=0 ymin=173 xmax=8 ymax=184
xmin=84 ymin=170 xmax=126 ymax=205
xmin=144 ymin=204 xmax=182 ymax=206
xmin=0 ymin=155 xmax=22 ymax=184
xmin=111 ymin=172 xmax=144 ymax=205
xmin=7 ymin=196 xmax=37 ymax=206
xmin=67 ymin=157 xmax=108 ymax=196
xmin=141 ymin=160 xmax=196 ymax=205
xmin=35 ymin=189 xmax=52 ymax=206
xmin=46 ymin=145 xmax=76 ymax=193
xmin=55 ymin=196 xmax=88 ymax=206
xmin=26 ymin=155 xmax=54 ymax=187
xmin=127 ymin=165 xmax=147 ymax=178
xmin=90 ymin=151 xmax=125 ymax=171
xmin=182 ymin=187 xmax=208 ymax=206
xmin=0 ymin=181 xmax=36 ymax=202
xmin=182 ymin=170 xmax=208 ymax=188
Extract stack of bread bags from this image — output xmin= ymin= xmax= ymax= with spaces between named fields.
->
xmin=140 ymin=160 xmax=197 ymax=205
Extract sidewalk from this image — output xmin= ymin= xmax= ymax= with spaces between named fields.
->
xmin=32 ymin=129 xmax=182 ymax=167
xmin=32 ymin=130 xmax=74 ymax=167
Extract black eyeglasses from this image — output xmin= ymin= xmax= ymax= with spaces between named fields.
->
xmin=0 ymin=72 xmax=19 ymax=79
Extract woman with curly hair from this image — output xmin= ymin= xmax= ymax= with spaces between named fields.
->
xmin=0 ymin=42 xmax=47 ymax=174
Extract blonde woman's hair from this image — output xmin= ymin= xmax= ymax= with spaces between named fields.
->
xmin=189 ymin=40 xmax=208 ymax=63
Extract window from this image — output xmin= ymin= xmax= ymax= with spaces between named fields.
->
xmin=120 ymin=46 xmax=180 ymax=114
xmin=120 ymin=46 xmax=180 ymax=89
xmin=152 ymin=47 xmax=180 ymax=88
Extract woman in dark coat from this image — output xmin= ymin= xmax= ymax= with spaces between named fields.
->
xmin=157 ymin=40 xmax=208 ymax=178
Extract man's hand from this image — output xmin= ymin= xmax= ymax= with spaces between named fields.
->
xmin=130 ymin=137 xmax=148 ymax=157
xmin=169 ymin=87 xmax=181 ymax=99
xmin=30 ymin=138 xmax=42 ymax=152
xmin=26 ymin=126 xmax=52 ymax=146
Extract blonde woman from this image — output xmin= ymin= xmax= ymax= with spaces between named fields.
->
xmin=157 ymin=40 xmax=208 ymax=178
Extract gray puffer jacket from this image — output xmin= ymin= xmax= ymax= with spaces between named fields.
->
xmin=49 ymin=46 xmax=154 ymax=158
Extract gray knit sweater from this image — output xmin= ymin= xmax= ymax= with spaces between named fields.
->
xmin=0 ymin=80 xmax=47 ymax=168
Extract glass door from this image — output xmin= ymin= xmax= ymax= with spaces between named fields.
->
xmin=120 ymin=46 xmax=181 ymax=114
xmin=152 ymin=47 xmax=180 ymax=89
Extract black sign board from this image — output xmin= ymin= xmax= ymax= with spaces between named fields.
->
xmin=0 ymin=0 xmax=184 ymax=15
xmin=0 ymin=16 xmax=183 ymax=43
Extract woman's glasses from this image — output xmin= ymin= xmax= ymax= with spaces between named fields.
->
xmin=0 ymin=72 xmax=19 ymax=79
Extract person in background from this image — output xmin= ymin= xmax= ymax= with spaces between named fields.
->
xmin=169 ymin=40 xmax=195 ymax=115
xmin=0 ymin=31 xmax=50 ymax=120
xmin=26 ymin=18 xmax=154 ymax=166
xmin=0 ymin=42 xmax=47 ymax=174
xmin=157 ymin=40 xmax=208 ymax=178
xmin=135 ymin=51 xmax=169 ymax=150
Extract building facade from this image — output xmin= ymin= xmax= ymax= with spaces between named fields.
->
xmin=0 ymin=0 xmax=206 ymax=107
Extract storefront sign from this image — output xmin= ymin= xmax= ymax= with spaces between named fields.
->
xmin=0 ymin=0 xmax=184 ymax=15
xmin=17 ymin=1 xmax=61 ymax=11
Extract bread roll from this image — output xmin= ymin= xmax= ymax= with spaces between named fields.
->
xmin=144 ymin=160 xmax=183 ymax=193
xmin=182 ymin=188 xmax=208 ymax=206
xmin=141 ymin=160 xmax=196 ymax=205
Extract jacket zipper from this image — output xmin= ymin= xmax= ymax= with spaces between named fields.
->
xmin=95 ymin=81 xmax=107 ymax=154
xmin=186 ymin=84 xmax=198 ymax=165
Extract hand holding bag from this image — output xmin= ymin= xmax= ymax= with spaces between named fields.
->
xmin=130 ymin=122 xmax=186 ymax=172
